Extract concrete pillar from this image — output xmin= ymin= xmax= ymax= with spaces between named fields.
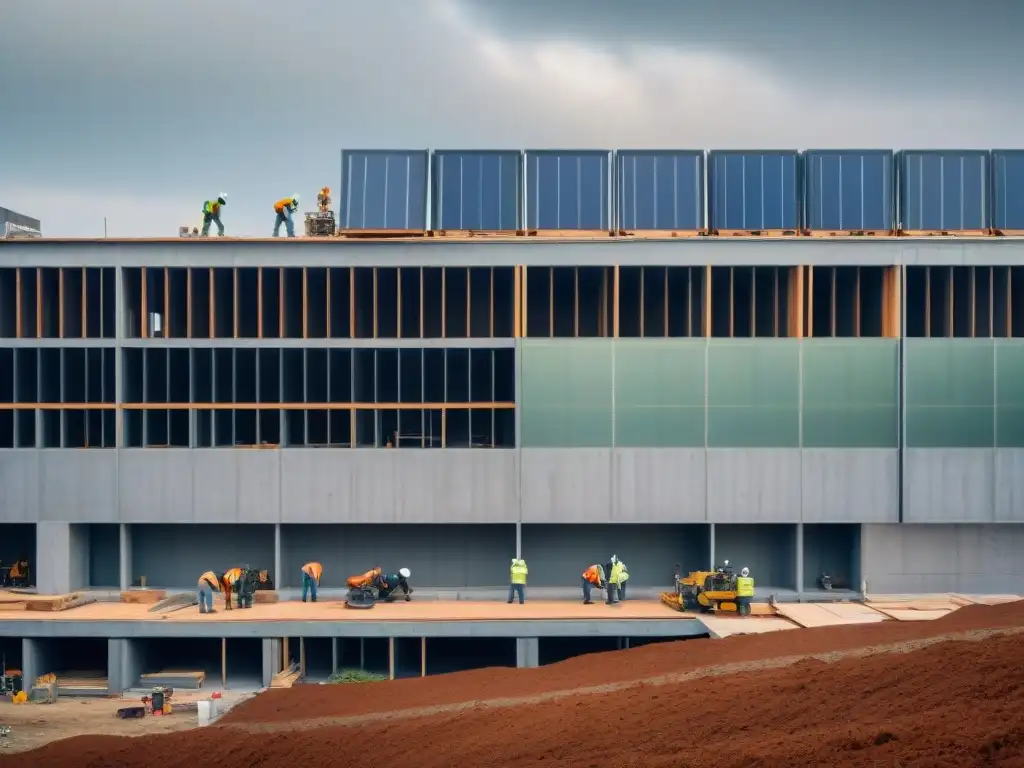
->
xmin=273 ymin=524 xmax=282 ymax=590
xmin=331 ymin=638 xmax=338 ymax=675
xmin=387 ymin=637 xmax=395 ymax=680
xmin=261 ymin=638 xmax=282 ymax=687
xmin=708 ymin=523 xmax=716 ymax=571
xmin=119 ymin=524 xmax=132 ymax=591
xmin=516 ymin=638 xmax=539 ymax=668
xmin=359 ymin=638 xmax=365 ymax=669
xmin=107 ymin=638 xmax=141 ymax=694
xmin=21 ymin=638 xmax=41 ymax=691
xmin=515 ymin=521 xmax=522 ymax=559
xmin=795 ymin=522 xmax=804 ymax=598
xmin=36 ymin=522 xmax=89 ymax=594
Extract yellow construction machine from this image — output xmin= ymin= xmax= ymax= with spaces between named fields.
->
xmin=661 ymin=562 xmax=741 ymax=613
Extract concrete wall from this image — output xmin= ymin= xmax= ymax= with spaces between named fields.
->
xmin=860 ymin=523 xmax=1024 ymax=593
xmin=802 ymin=524 xmax=861 ymax=590
xmin=904 ymin=449 xmax=1024 ymax=523
xmin=88 ymin=524 xmax=120 ymax=587
xmin=520 ymin=524 xmax=709 ymax=587
xmin=715 ymin=524 xmax=797 ymax=589
xmin=280 ymin=524 xmax=515 ymax=588
xmin=130 ymin=524 xmax=275 ymax=587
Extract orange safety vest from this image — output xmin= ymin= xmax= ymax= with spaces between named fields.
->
xmin=198 ymin=571 xmax=222 ymax=591
xmin=582 ymin=565 xmax=602 ymax=585
xmin=274 ymin=198 xmax=295 ymax=214
xmin=346 ymin=567 xmax=381 ymax=589
xmin=302 ymin=562 xmax=323 ymax=583
xmin=222 ymin=567 xmax=243 ymax=588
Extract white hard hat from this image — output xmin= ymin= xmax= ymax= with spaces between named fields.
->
xmin=219 ymin=193 xmax=227 ymax=202
xmin=610 ymin=554 xmax=617 ymax=564
xmin=741 ymin=567 xmax=750 ymax=577
xmin=292 ymin=193 xmax=300 ymax=202
xmin=723 ymin=559 xmax=730 ymax=566
xmin=398 ymin=567 xmax=411 ymax=579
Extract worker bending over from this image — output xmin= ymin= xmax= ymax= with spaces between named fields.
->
xmin=736 ymin=567 xmax=755 ymax=616
xmin=301 ymin=561 xmax=322 ymax=603
xmin=273 ymin=194 xmax=300 ymax=237
xmin=508 ymin=558 xmax=528 ymax=604
xmin=581 ymin=564 xmax=606 ymax=605
xmin=377 ymin=568 xmax=413 ymax=601
xmin=201 ymin=194 xmax=227 ymax=236
xmin=317 ymin=187 xmax=331 ymax=213
xmin=197 ymin=570 xmax=221 ymax=614
xmin=221 ymin=566 xmax=256 ymax=610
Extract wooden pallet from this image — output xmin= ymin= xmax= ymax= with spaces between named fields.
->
xmin=120 ymin=589 xmax=168 ymax=604
xmin=253 ymin=590 xmax=280 ymax=603
xmin=270 ymin=662 xmax=302 ymax=689
xmin=898 ymin=229 xmax=991 ymax=237
xmin=712 ymin=229 xmax=799 ymax=237
xmin=616 ymin=229 xmax=706 ymax=238
xmin=429 ymin=229 xmax=525 ymax=238
xmin=992 ymin=229 xmax=1024 ymax=237
xmin=802 ymin=229 xmax=893 ymax=237
xmin=335 ymin=229 xmax=427 ymax=239
xmin=25 ymin=593 xmax=96 ymax=612
xmin=526 ymin=229 xmax=614 ymax=238
xmin=56 ymin=671 xmax=109 ymax=690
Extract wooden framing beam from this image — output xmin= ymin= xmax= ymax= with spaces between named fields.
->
xmin=703 ymin=265 xmax=712 ymax=338
xmin=807 ymin=266 xmax=815 ymax=338
xmin=520 ymin=266 xmax=527 ymax=338
xmin=513 ymin=265 xmax=522 ymax=338
xmin=221 ymin=637 xmax=227 ymax=689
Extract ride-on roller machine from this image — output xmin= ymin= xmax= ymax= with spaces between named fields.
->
xmin=661 ymin=560 xmax=744 ymax=614
xmin=344 ymin=567 xmax=412 ymax=609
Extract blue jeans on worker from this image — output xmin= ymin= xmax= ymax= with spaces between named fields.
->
xmin=197 ymin=582 xmax=214 ymax=613
xmin=302 ymin=573 xmax=317 ymax=602
xmin=508 ymin=583 xmax=525 ymax=603
xmin=582 ymin=578 xmax=599 ymax=603
xmin=201 ymin=212 xmax=224 ymax=236
xmin=273 ymin=208 xmax=295 ymax=237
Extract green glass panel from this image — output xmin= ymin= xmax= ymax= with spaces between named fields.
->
xmin=520 ymin=340 xmax=612 ymax=447
xmin=996 ymin=342 xmax=1024 ymax=447
xmin=707 ymin=340 xmax=799 ymax=447
xmin=904 ymin=340 xmax=994 ymax=448
xmin=801 ymin=340 xmax=898 ymax=448
xmin=614 ymin=340 xmax=705 ymax=447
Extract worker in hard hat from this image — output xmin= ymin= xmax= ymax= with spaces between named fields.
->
xmin=197 ymin=570 xmax=222 ymax=614
xmin=605 ymin=554 xmax=629 ymax=602
xmin=736 ymin=566 xmax=755 ymax=616
xmin=317 ymin=187 xmax=331 ymax=213
xmin=605 ymin=557 xmax=628 ymax=605
xmin=301 ymin=561 xmax=323 ymax=603
xmin=581 ymin=564 xmax=606 ymax=605
xmin=221 ymin=565 xmax=256 ymax=610
xmin=273 ymin=194 xmax=300 ymax=237
xmin=508 ymin=558 xmax=528 ymax=604
xmin=376 ymin=568 xmax=413 ymax=601
xmin=201 ymin=194 xmax=227 ymax=236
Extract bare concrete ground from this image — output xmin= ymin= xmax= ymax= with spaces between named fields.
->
xmin=0 ymin=691 xmax=253 ymax=755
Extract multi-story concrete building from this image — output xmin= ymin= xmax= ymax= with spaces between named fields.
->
xmin=0 ymin=148 xmax=1023 ymax=689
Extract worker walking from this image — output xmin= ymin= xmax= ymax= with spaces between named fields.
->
xmin=736 ymin=567 xmax=755 ymax=616
xmin=201 ymin=194 xmax=227 ymax=236
xmin=197 ymin=570 xmax=221 ymax=614
xmin=301 ymin=561 xmax=322 ymax=603
xmin=273 ymin=194 xmax=300 ymax=237
xmin=581 ymin=564 xmax=605 ymax=605
xmin=508 ymin=558 xmax=528 ymax=604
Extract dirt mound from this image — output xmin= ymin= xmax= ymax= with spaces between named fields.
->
xmin=219 ymin=597 xmax=1024 ymax=724
xmin=10 ymin=628 xmax=1024 ymax=767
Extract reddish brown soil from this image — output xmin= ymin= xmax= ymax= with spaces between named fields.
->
xmin=8 ymin=601 xmax=1024 ymax=768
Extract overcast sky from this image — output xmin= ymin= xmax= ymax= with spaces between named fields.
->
xmin=2 ymin=0 xmax=1022 ymax=237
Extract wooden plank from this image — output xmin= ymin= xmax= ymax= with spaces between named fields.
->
xmin=120 ymin=590 xmax=168 ymax=604
xmin=802 ymin=229 xmax=892 ymax=237
xmin=713 ymin=229 xmax=799 ymax=237
xmin=616 ymin=229 xmax=704 ymax=238
xmin=526 ymin=229 xmax=612 ymax=238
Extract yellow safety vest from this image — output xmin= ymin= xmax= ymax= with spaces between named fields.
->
xmin=609 ymin=561 xmax=626 ymax=585
xmin=203 ymin=200 xmax=221 ymax=215
xmin=510 ymin=560 xmax=528 ymax=585
xmin=736 ymin=576 xmax=755 ymax=597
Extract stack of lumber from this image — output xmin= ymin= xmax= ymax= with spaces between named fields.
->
xmin=253 ymin=590 xmax=279 ymax=604
xmin=864 ymin=596 xmax=958 ymax=621
xmin=120 ymin=589 xmax=168 ymax=604
xmin=56 ymin=670 xmax=108 ymax=694
xmin=270 ymin=662 xmax=301 ymax=689
xmin=0 ymin=591 xmax=96 ymax=612
xmin=140 ymin=670 xmax=205 ymax=689
xmin=0 ymin=591 xmax=29 ymax=611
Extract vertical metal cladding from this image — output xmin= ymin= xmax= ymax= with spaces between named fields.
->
xmin=992 ymin=149 xmax=1024 ymax=232
xmin=524 ymin=150 xmax=612 ymax=230
xmin=339 ymin=149 xmax=429 ymax=230
xmin=430 ymin=150 xmax=522 ymax=231
xmin=803 ymin=150 xmax=895 ymax=233
xmin=615 ymin=150 xmax=705 ymax=232
xmin=898 ymin=150 xmax=989 ymax=232
xmin=707 ymin=150 xmax=800 ymax=232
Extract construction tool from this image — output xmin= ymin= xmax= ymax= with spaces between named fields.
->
xmin=0 ymin=654 xmax=23 ymax=696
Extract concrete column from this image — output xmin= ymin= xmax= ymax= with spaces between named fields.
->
xmin=331 ymin=638 xmax=338 ymax=675
xmin=708 ymin=523 xmax=716 ymax=571
xmin=515 ymin=521 xmax=522 ymax=559
xmin=119 ymin=524 xmax=132 ymax=591
xmin=107 ymin=638 xmax=141 ymax=694
xmin=273 ymin=524 xmax=282 ymax=590
xmin=795 ymin=522 xmax=804 ymax=598
xmin=21 ymin=638 xmax=41 ymax=691
xmin=515 ymin=637 xmax=539 ymax=669
xmin=359 ymin=638 xmax=365 ymax=669
xmin=36 ymin=522 xmax=89 ymax=594
xmin=388 ymin=637 xmax=396 ymax=680
xmin=261 ymin=638 xmax=282 ymax=687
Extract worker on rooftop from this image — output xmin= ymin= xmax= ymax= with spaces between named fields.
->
xmin=606 ymin=556 xmax=627 ymax=606
xmin=581 ymin=563 xmax=606 ymax=605
xmin=605 ymin=554 xmax=629 ymax=602
xmin=736 ymin=566 xmax=755 ymax=616
xmin=201 ymin=194 xmax=227 ymax=236
xmin=508 ymin=557 xmax=528 ymax=604
xmin=197 ymin=570 xmax=221 ymax=614
xmin=301 ymin=561 xmax=322 ymax=603
xmin=317 ymin=187 xmax=331 ymax=214
xmin=273 ymin=194 xmax=300 ymax=237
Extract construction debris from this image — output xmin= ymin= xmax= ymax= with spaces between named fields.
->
xmin=140 ymin=670 xmax=206 ymax=689
xmin=270 ymin=662 xmax=302 ymax=689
